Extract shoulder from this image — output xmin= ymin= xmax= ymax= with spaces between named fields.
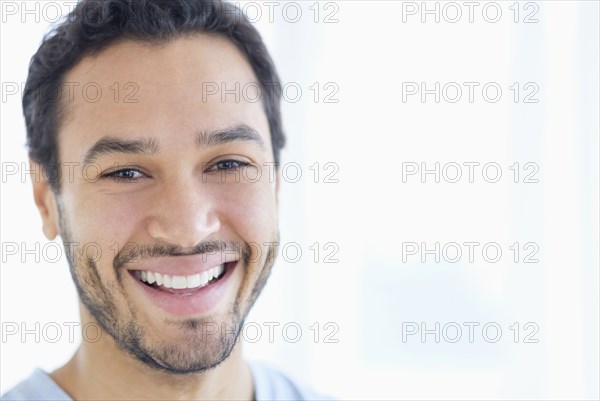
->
xmin=249 ymin=361 xmax=335 ymax=401
xmin=2 ymin=364 xmax=333 ymax=401
xmin=1 ymin=369 xmax=72 ymax=401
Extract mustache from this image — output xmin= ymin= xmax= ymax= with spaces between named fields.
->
xmin=113 ymin=240 xmax=251 ymax=271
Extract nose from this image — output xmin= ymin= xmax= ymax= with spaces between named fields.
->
xmin=145 ymin=178 xmax=220 ymax=248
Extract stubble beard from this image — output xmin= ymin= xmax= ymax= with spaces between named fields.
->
xmin=57 ymin=201 xmax=279 ymax=375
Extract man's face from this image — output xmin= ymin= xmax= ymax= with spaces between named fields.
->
xmin=48 ymin=35 xmax=279 ymax=373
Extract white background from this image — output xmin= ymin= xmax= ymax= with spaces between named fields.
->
xmin=1 ymin=1 xmax=599 ymax=399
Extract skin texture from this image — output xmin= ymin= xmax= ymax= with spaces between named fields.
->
xmin=31 ymin=35 xmax=281 ymax=400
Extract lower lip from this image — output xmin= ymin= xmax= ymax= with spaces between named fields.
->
xmin=128 ymin=262 xmax=237 ymax=317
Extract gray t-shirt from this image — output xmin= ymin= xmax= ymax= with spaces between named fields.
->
xmin=2 ymin=361 xmax=330 ymax=400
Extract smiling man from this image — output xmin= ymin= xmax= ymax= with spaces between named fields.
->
xmin=1 ymin=0 xmax=323 ymax=400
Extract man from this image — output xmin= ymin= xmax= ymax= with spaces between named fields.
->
xmin=2 ymin=0 xmax=325 ymax=399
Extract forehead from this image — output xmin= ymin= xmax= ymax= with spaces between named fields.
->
xmin=59 ymin=34 xmax=271 ymax=156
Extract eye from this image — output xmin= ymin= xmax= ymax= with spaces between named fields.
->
xmin=103 ymin=168 xmax=145 ymax=182
xmin=207 ymin=159 xmax=251 ymax=172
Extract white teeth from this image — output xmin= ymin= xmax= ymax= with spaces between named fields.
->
xmin=187 ymin=274 xmax=201 ymax=289
xmin=134 ymin=264 xmax=227 ymax=290
xmin=200 ymin=271 xmax=209 ymax=286
xmin=172 ymin=276 xmax=187 ymax=289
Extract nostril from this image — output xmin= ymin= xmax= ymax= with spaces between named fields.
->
xmin=145 ymin=214 xmax=221 ymax=249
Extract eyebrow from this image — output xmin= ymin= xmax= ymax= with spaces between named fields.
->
xmin=83 ymin=124 xmax=265 ymax=165
xmin=83 ymin=137 xmax=159 ymax=165
xmin=194 ymin=125 xmax=265 ymax=149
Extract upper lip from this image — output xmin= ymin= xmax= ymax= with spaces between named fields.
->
xmin=125 ymin=253 xmax=239 ymax=276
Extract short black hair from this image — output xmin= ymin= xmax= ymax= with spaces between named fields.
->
xmin=23 ymin=0 xmax=285 ymax=192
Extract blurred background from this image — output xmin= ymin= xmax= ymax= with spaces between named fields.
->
xmin=1 ymin=1 xmax=599 ymax=399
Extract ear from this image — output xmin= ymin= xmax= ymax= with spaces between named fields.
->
xmin=30 ymin=159 xmax=60 ymax=240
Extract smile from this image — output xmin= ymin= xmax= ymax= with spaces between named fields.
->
xmin=133 ymin=264 xmax=226 ymax=291
xmin=127 ymin=261 xmax=238 ymax=316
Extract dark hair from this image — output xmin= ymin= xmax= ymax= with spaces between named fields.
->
xmin=23 ymin=0 xmax=285 ymax=192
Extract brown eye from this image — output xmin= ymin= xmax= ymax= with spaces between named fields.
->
xmin=104 ymin=168 xmax=145 ymax=182
xmin=217 ymin=160 xmax=241 ymax=170
xmin=209 ymin=160 xmax=251 ymax=171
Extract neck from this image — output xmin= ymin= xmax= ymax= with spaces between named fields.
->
xmin=51 ymin=313 xmax=254 ymax=400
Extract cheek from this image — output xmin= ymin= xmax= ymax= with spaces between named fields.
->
xmin=214 ymin=182 xmax=278 ymax=242
xmin=62 ymin=191 xmax=146 ymax=260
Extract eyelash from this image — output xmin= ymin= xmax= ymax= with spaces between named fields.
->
xmin=102 ymin=168 xmax=145 ymax=183
xmin=206 ymin=159 xmax=252 ymax=172
xmin=102 ymin=160 xmax=251 ymax=183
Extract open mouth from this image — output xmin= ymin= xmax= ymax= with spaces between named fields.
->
xmin=129 ymin=262 xmax=234 ymax=297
